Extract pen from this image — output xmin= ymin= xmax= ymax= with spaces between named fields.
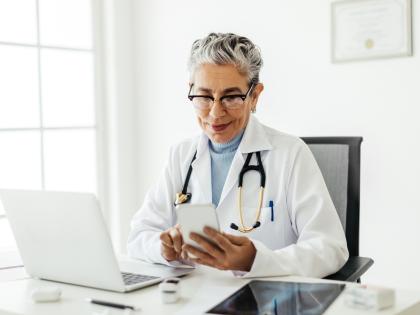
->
xmin=273 ymin=298 xmax=278 ymax=315
xmin=269 ymin=200 xmax=274 ymax=221
xmin=85 ymin=298 xmax=139 ymax=311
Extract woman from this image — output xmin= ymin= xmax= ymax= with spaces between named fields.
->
xmin=128 ymin=33 xmax=348 ymax=278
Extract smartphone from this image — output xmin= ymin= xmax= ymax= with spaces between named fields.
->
xmin=175 ymin=203 xmax=220 ymax=253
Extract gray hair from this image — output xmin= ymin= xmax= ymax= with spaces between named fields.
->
xmin=188 ymin=33 xmax=263 ymax=84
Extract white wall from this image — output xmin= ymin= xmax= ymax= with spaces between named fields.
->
xmin=126 ymin=0 xmax=420 ymax=290
xmin=97 ymin=0 xmax=140 ymax=254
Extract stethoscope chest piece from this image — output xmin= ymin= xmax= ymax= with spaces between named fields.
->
xmin=173 ymin=151 xmax=197 ymax=207
xmin=174 ymin=192 xmax=191 ymax=206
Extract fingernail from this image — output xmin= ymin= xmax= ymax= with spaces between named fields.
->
xmin=204 ymin=226 xmax=212 ymax=234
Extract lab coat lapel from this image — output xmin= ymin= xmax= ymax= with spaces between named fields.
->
xmin=191 ymin=133 xmax=212 ymax=204
xmin=218 ymin=116 xmax=273 ymax=207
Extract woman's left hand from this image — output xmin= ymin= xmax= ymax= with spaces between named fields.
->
xmin=182 ymin=226 xmax=256 ymax=272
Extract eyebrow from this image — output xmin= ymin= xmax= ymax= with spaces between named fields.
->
xmin=195 ymin=86 xmax=244 ymax=94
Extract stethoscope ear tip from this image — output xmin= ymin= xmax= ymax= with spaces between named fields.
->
xmin=230 ymin=223 xmax=239 ymax=230
xmin=253 ymin=221 xmax=261 ymax=228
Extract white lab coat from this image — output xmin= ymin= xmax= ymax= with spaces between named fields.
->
xmin=127 ymin=116 xmax=349 ymax=278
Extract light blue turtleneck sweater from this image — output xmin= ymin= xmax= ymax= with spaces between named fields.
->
xmin=209 ymin=130 xmax=244 ymax=207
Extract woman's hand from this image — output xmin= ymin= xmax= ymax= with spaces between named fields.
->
xmin=182 ymin=227 xmax=256 ymax=272
xmin=160 ymin=225 xmax=185 ymax=262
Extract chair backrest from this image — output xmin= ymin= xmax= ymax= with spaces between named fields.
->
xmin=301 ymin=137 xmax=362 ymax=257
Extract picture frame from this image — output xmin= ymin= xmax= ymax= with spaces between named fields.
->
xmin=331 ymin=0 xmax=413 ymax=62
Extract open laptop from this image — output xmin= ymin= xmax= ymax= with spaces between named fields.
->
xmin=0 ymin=189 xmax=193 ymax=292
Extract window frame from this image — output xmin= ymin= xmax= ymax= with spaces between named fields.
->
xmin=0 ymin=0 xmax=106 ymax=252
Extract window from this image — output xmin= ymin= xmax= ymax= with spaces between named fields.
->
xmin=0 ymin=0 xmax=97 ymax=251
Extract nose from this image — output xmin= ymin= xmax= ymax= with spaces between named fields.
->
xmin=209 ymin=99 xmax=226 ymax=118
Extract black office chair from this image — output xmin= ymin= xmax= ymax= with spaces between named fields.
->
xmin=301 ymin=137 xmax=373 ymax=282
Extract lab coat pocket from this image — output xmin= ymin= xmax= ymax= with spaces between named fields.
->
xmin=243 ymin=206 xmax=278 ymax=250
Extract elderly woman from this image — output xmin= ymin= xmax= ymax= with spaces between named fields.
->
xmin=128 ymin=33 xmax=348 ymax=278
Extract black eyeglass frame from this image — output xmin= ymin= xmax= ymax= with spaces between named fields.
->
xmin=187 ymin=83 xmax=255 ymax=108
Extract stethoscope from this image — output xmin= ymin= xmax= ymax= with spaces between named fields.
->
xmin=174 ymin=150 xmax=266 ymax=233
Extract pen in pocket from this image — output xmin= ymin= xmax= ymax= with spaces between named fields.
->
xmin=269 ymin=200 xmax=274 ymax=221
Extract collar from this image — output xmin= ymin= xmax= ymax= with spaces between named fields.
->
xmin=238 ymin=115 xmax=273 ymax=153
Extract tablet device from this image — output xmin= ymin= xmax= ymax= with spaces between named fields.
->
xmin=206 ymin=280 xmax=345 ymax=315
xmin=176 ymin=203 xmax=220 ymax=252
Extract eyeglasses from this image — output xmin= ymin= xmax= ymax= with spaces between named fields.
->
xmin=187 ymin=83 xmax=254 ymax=110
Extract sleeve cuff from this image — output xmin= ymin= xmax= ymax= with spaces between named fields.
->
xmin=166 ymin=259 xmax=195 ymax=269
xmin=150 ymin=233 xmax=195 ymax=269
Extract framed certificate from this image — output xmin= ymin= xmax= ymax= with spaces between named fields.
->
xmin=331 ymin=0 xmax=412 ymax=62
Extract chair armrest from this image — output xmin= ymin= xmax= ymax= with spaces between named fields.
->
xmin=324 ymin=256 xmax=374 ymax=282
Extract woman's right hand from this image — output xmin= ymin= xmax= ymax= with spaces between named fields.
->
xmin=160 ymin=225 xmax=184 ymax=262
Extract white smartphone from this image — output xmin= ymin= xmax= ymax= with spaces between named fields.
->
xmin=176 ymin=203 xmax=220 ymax=252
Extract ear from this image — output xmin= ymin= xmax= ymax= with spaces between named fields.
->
xmin=251 ymin=83 xmax=264 ymax=107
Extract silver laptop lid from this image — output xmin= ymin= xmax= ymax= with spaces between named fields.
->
xmin=0 ymin=190 xmax=126 ymax=292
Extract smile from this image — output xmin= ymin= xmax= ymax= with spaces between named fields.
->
xmin=210 ymin=122 xmax=231 ymax=132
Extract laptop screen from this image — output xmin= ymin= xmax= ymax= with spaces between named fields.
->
xmin=206 ymin=280 xmax=345 ymax=315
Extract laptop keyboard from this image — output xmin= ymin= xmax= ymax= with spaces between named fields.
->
xmin=121 ymin=272 xmax=159 ymax=286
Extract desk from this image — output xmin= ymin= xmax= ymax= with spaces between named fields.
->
xmin=0 ymin=260 xmax=419 ymax=315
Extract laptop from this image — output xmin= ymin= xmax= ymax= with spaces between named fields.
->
xmin=0 ymin=189 xmax=193 ymax=292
